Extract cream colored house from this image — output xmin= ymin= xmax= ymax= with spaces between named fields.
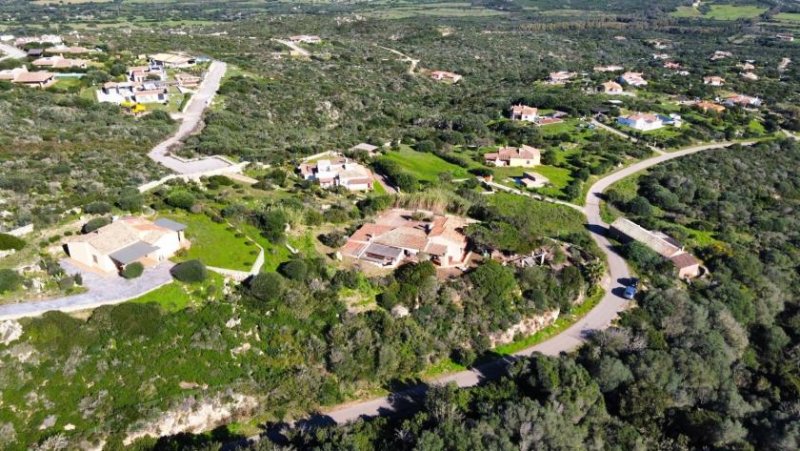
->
xmin=484 ymin=145 xmax=541 ymax=167
xmin=65 ymin=217 xmax=188 ymax=273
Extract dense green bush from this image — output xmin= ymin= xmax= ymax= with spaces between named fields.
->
xmin=82 ymin=217 xmax=111 ymax=234
xmin=170 ymin=260 xmax=207 ymax=283
xmin=0 ymin=268 xmax=22 ymax=293
xmin=165 ymin=190 xmax=197 ymax=211
xmin=0 ymin=233 xmax=25 ymax=251
xmin=278 ymin=259 xmax=309 ymax=281
xmin=121 ymin=262 xmax=144 ymax=279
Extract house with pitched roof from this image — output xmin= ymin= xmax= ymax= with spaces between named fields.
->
xmin=484 ymin=145 xmax=541 ymax=167
xmin=617 ymin=112 xmax=663 ymax=131
xmin=610 ymin=218 xmax=700 ymax=279
xmin=724 ymin=94 xmax=762 ymax=107
xmin=298 ymin=156 xmax=374 ymax=191
xmin=10 ymin=71 xmax=55 ymax=88
xmin=548 ymin=71 xmax=576 ymax=84
xmin=32 ymin=56 xmax=88 ymax=69
xmin=341 ymin=209 xmax=471 ymax=268
xmin=600 ymin=81 xmax=624 ymax=94
xmin=618 ymin=71 xmax=647 ymax=87
xmin=430 ymin=70 xmax=462 ymax=83
xmin=703 ymin=76 xmax=725 ymax=86
xmin=149 ymin=53 xmax=196 ymax=68
xmin=510 ymin=104 xmax=539 ymax=122
xmin=65 ymin=217 xmax=189 ymax=274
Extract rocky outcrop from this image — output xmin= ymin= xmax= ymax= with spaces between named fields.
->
xmin=0 ymin=320 xmax=23 ymax=345
xmin=487 ymin=309 xmax=560 ymax=347
xmin=123 ymin=391 xmax=257 ymax=446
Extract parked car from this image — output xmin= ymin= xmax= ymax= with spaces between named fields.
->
xmin=623 ymin=285 xmax=637 ymax=300
xmin=629 ymin=277 xmax=639 ymax=288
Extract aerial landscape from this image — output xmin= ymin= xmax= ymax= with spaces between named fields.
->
xmin=0 ymin=0 xmax=799 ymax=449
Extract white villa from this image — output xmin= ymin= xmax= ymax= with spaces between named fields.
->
xmin=298 ymin=156 xmax=374 ymax=191
xmin=600 ymin=81 xmax=624 ymax=94
xmin=484 ymin=145 xmax=541 ymax=167
xmin=510 ymin=104 xmax=539 ymax=122
xmin=617 ymin=113 xmax=663 ymax=131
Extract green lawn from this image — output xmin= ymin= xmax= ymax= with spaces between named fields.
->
xmin=705 ymin=4 xmax=766 ymax=20
xmin=381 ymin=146 xmax=471 ymax=182
xmin=671 ymin=5 xmax=701 ymax=18
xmin=775 ymin=12 xmax=800 ymax=22
xmin=160 ymin=212 xmax=259 ymax=271
xmin=129 ymin=272 xmax=225 ymax=312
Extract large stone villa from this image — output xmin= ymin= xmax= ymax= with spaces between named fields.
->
xmin=341 ymin=209 xmax=472 ymax=269
xmin=65 ymin=217 xmax=189 ymax=274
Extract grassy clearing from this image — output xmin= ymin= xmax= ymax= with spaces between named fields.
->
xmin=160 ymin=212 xmax=258 ymax=271
xmin=775 ymin=12 xmax=800 ymax=22
xmin=487 ymin=192 xmax=587 ymax=236
xmin=672 ymin=5 xmax=701 ymax=18
xmin=129 ymin=272 xmax=225 ymax=312
xmin=705 ymin=4 xmax=766 ymax=20
xmin=381 ymin=146 xmax=471 ymax=182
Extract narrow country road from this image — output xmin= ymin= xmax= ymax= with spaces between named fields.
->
xmin=0 ymin=42 xmax=26 ymax=61
xmin=147 ymin=60 xmax=231 ymax=174
xmin=482 ymin=178 xmax=582 ymax=211
xmin=274 ymin=39 xmax=311 ymax=57
xmin=310 ymin=139 xmax=759 ymax=426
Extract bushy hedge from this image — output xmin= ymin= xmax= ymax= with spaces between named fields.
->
xmin=0 ymin=233 xmax=25 ymax=251
xmin=171 ymin=260 xmax=207 ymax=283
xmin=166 ymin=190 xmax=196 ymax=211
xmin=82 ymin=217 xmax=111 ymax=234
xmin=121 ymin=262 xmax=144 ymax=279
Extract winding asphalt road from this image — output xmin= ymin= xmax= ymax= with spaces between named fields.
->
xmin=147 ymin=60 xmax=231 ymax=174
xmin=312 ymin=139 xmax=758 ymax=425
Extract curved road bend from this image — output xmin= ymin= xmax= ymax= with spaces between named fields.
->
xmin=147 ymin=60 xmax=229 ymax=174
xmin=316 ymin=140 xmax=757 ymax=425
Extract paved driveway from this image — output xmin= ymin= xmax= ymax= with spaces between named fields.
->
xmin=0 ymin=260 xmax=174 ymax=320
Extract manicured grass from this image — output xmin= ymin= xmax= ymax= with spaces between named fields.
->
xmin=238 ymin=223 xmax=291 ymax=272
xmin=671 ymin=5 xmax=701 ymax=18
xmin=372 ymin=180 xmax=387 ymax=195
xmin=160 ymin=213 xmax=258 ymax=271
xmin=381 ymin=146 xmax=471 ymax=182
xmin=705 ymin=4 xmax=766 ymax=20
xmin=494 ymin=286 xmax=604 ymax=355
xmin=129 ymin=272 xmax=225 ymax=312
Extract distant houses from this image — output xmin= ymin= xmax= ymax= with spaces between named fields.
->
xmin=341 ymin=209 xmax=471 ymax=268
xmin=703 ymin=76 xmax=725 ymax=86
xmin=618 ymin=71 xmax=647 ymax=87
xmin=484 ymin=145 xmax=541 ymax=167
xmin=298 ymin=156 xmax=374 ymax=191
xmin=510 ymin=104 xmax=539 ymax=122
xmin=740 ymin=72 xmax=759 ymax=81
xmin=349 ymin=143 xmax=381 ymax=157
xmin=610 ymin=218 xmax=701 ymax=279
xmin=430 ymin=70 xmax=462 ymax=83
xmin=724 ymin=94 xmax=762 ymax=108
xmin=710 ymin=50 xmax=733 ymax=61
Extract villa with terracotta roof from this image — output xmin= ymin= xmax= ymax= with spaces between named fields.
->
xmin=65 ymin=217 xmax=189 ymax=274
xmin=44 ymin=45 xmax=93 ymax=55
xmin=149 ymin=53 xmax=196 ymax=68
xmin=610 ymin=218 xmax=700 ymax=278
xmin=8 ymin=70 xmax=56 ymax=88
xmin=510 ymin=104 xmax=539 ymax=122
xmin=430 ymin=70 xmax=462 ymax=83
xmin=618 ymin=71 xmax=647 ymax=87
xmin=32 ymin=56 xmax=88 ymax=69
xmin=695 ymin=101 xmax=725 ymax=114
xmin=341 ymin=209 xmax=472 ymax=268
xmin=298 ymin=156 xmax=374 ymax=191
xmin=600 ymin=81 xmax=624 ymax=94
xmin=484 ymin=145 xmax=541 ymax=167
xmin=724 ymin=94 xmax=762 ymax=107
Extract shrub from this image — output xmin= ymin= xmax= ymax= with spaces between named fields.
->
xmin=84 ymin=201 xmax=112 ymax=215
xmin=249 ymin=272 xmax=285 ymax=301
xmin=121 ymin=262 xmax=144 ymax=279
xmin=207 ymin=175 xmax=234 ymax=186
xmin=0 ymin=233 xmax=25 ymax=251
xmin=0 ymin=269 xmax=22 ymax=293
xmin=166 ymin=190 xmax=196 ymax=210
xmin=171 ymin=260 xmax=208 ymax=283
xmin=82 ymin=217 xmax=111 ymax=234
xmin=319 ymin=231 xmax=347 ymax=248
xmin=278 ymin=259 xmax=308 ymax=281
